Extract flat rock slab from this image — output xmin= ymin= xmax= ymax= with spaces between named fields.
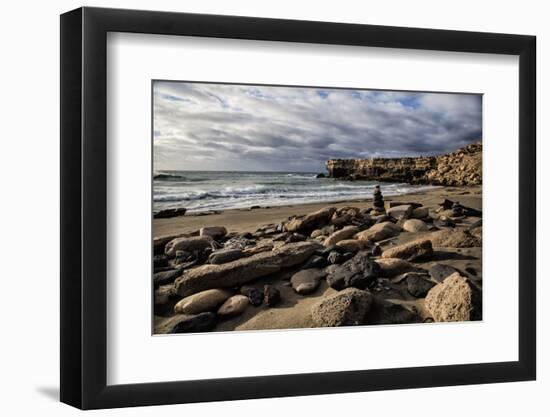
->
xmin=207 ymin=248 xmax=245 ymax=265
xmin=174 ymin=241 xmax=322 ymax=297
xmin=311 ymin=287 xmax=373 ymax=327
xmin=291 ymin=268 xmax=326 ymax=294
xmin=387 ymin=205 xmax=413 ymax=219
xmin=381 ymin=238 xmax=433 ymax=262
xmin=285 ymin=207 xmax=336 ymax=233
xmin=174 ymin=288 xmax=232 ymax=314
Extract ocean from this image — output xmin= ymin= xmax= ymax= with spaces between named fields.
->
xmin=153 ymin=171 xmax=438 ymax=213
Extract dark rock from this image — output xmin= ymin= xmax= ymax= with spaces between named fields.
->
xmin=153 ymin=254 xmax=169 ymax=269
xmin=433 ymin=216 xmax=455 ymax=228
xmin=469 ymin=218 xmax=482 ymax=229
xmin=240 ymin=286 xmax=263 ymax=306
xmin=327 ymin=250 xmax=345 ymax=265
xmin=465 ymin=267 xmax=478 ymax=276
xmin=285 ymin=233 xmax=307 ymax=243
xmin=303 ymin=255 xmax=328 ymax=269
xmin=316 ymin=173 xmax=326 ymax=178
xmin=366 ymin=300 xmax=421 ymax=325
xmin=250 ymin=205 xmax=261 ymax=210
xmin=153 ymin=269 xmax=182 ymax=288
xmin=173 ymin=250 xmax=194 ymax=265
xmin=264 ymin=285 xmax=281 ymax=307
xmin=371 ymin=244 xmax=382 ymax=257
xmin=406 ymin=275 xmax=436 ymax=298
xmin=429 ymin=263 xmax=460 ymax=283
xmin=439 ymin=199 xmax=454 ymax=210
xmin=154 ymin=207 xmax=187 ymax=219
xmin=170 ymin=312 xmax=217 ymax=333
xmin=326 ymin=251 xmax=381 ymax=290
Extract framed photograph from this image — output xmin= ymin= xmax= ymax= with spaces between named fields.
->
xmin=60 ymin=6 xmax=536 ymax=409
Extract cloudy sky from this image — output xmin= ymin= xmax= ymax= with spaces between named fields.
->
xmin=153 ymin=81 xmax=482 ymax=172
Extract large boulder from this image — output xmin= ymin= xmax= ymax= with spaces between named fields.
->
xmin=173 ymin=288 xmax=232 ymax=314
xmin=290 ymin=269 xmax=326 ymax=294
xmin=375 ymin=258 xmax=421 ymax=277
xmin=411 ymin=206 xmax=429 ymax=219
xmin=425 ymin=272 xmax=481 ymax=322
xmin=355 ymin=221 xmax=401 ymax=242
xmin=326 ymin=251 xmax=381 ymax=290
xmin=200 ymin=226 xmax=227 ymax=239
xmin=429 ymin=229 xmax=481 ymax=248
xmin=174 ymin=241 xmax=321 ymax=297
xmin=324 ymin=225 xmax=360 ymax=247
xmin=381 ymin=238 xmax=433 ymax=261
xmin=311 ymin=288 xmax=373 ymax=327
xmin=285 ymin=207 xmax=336 ymax=233
xmin=402 ymin=219 xmax=429 ymax=233
xmin=165 ymin=235 xmax=213 ymax=256
xmin=217 ymin=295 xmax=249 ymax=317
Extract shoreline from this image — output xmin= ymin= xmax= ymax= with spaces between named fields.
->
xmin=154 ymin=185 xmax=481 ymax=238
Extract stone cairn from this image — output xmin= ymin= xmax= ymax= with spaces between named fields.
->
xmin=372 ymin=185 xmax=385 ymax=214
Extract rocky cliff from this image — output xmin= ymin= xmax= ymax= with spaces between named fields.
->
xmin=325 ymin=143 xmax=482 ymax=186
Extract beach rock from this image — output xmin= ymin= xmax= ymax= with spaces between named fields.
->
xmin=406 ymin=275 xmax=436 ymax=298
xmin=335 ymin=239 xmax=371 ymax=253
xmin=402 ymin=219 xmax=429 ymax=233
xmin=303 ymin=255 xmax=328 ymax=269
xmin=316 ymin=173 xmax=326 ymax=178
xmin=469 ymin=218 xmax=482 ymax=229
xmin=433 ymin=216 xmax=456 ymax=228
xmin=470 ymin=226 xmax=482 ymax=241
xmin=154 ymin=313 xmax=216 ymax=334
xmin=174 ymin=241 xmax=321 ymax=297
xmin=240 ymin=286 xmax=263 ymax=306
xmin=285 ymin=233 xmax=307 ymax=243
xmin=371 ymin=244 xmax=382 ymax=257
xmin=429 ymin=263 xmax=460 ymax=283
xmin=243 ymin=243 xmax=273 ymax=256
xmin=165 ymin=235 xmax=213 ymax=256
xmin=264 ymin=285 xmax=281 ymax=307
xmin=153 ymin=269 xmax=182 ymax=288
xmin=326 ymin=251 xmax=381 ymax=290
xmin=285 ymin=207 xmax=336 ymax=233
xmin=200 ymin=226 xmax=227 ymax=239
xmin=425 ymin=273 xmax=481 ymax=322
xmin=154 ymin=284 xmax=175 ymax=309
xmin=153 ymin=254 xmax=169 ymax=269
xmin=154 ymin=234 xmax=185 ymax=255
xmin=310 ymin=229 xmax=324 ymax=238
xmin=311 ymin=288 xmax=373 ymax=327
xmin=327 ymin=250 xmax=345 ymax=265
xmin=375 ymin=258 xmax=420 ymax=277
xmin=387 ymin=204 xmax=413 ymax=220
xmin=217 ymin=295 xmax=249 ymax=316
xmin=290 ymin=269 xmax=326 ymax=294
xmin=324 ymin=226 xmax=360 ymax=246
xmin=173 ymin=288 xmax=232 ymax=315
xmin=381 ymin=238 xmax=433 ymax=261
xmin=355 ymin=221 xmax=401 ymax=242
xmin=208 ymin=248 xmax=245 ymax=265
xmin=438 ymin=199 xmax=454 ymax=210
xmin=411 ymin=206 xmax=429 ymax=219
xmin=429 ymin=229 xmax=481 ymax=248
xmin=154 ymin=208 xmax=187 ymax=219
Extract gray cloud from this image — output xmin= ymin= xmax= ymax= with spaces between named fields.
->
xmin=153 ymin=82 xmax=482 ymax=172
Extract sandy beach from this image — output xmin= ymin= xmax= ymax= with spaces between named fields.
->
xmin=153 ymin=185 xmax=482 ymax=333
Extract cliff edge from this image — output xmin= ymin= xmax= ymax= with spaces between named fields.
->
xmin=325 ymin=142 xmax=482 ymax=186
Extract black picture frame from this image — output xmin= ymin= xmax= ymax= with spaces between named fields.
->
xmin=60 ymin=6 xmax=536 ymax=410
